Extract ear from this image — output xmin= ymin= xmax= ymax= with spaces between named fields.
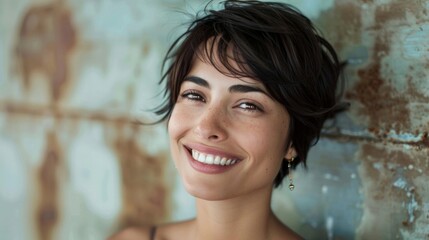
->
xmin=284 ymin=142 xmax=297 ymax=160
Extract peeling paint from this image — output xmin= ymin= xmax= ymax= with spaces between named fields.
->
xmin=357 ymin=143 xmax=429 ymax=239
xmin=403 ymin=24 xmax=429 ymax=59
xmin=345 ymin=6 xmax=429 ymax=231
xmin=345 ymin=1 xmax=429 ymax=134
xmin=406 ymin=192 xmax=418 ymax=224
xmin=325 ymin=216 xmax=334 ymax=240
xmin=393 ymin=177 xmax=407 ymax=189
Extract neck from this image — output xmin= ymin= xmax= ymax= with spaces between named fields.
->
xmin=192 ymin=186 xmax=277 ymax=240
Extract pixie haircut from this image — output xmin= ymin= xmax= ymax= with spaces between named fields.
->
xmin=156 ymin=0 xmax=346 ymax=187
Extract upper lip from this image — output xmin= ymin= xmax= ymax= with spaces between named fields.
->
xmin=183 ymin=142 xmax=243 ymax=160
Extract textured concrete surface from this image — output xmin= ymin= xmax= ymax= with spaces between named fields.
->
xmin=0 ymin=0 xmax=428 ymax=239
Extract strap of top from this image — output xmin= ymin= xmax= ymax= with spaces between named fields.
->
xmin=149 ymin=226 xmax=157 ymax=240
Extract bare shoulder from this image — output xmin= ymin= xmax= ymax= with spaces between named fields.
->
xmin=272 ymin=216 xmax=304 ymax=240
xmin=107 ymin=226 xmax=152 ymax=240
xmin=108 ymin=220 xmax=194 ymax=240
xmin=156 ymin=219 xmax=195 ymax=240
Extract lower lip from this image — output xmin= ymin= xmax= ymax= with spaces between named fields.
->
xmin=185 ymin=149 xmax=239 ymax=174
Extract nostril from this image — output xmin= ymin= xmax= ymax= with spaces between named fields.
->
xmin=193 ymin=112 xmax=227 ymax=141
xmin=208 ymin=135 xmax=219 ymax=140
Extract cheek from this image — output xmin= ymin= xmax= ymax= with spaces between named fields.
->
xmin=245 ymin=121 xmax=289 ymax=170
xmin=239 ymin=127 xmax=281 ymax=157
xmin=167 ymin=106 xmax=184 ymax=140
xmin=167 ymin=109 xmax=182 ymax=166
xmin=250 ymin=123 xmax=288 ymax=153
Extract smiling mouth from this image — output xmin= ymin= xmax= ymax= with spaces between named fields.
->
xmin=186 ymin=147 xmax=240 ymax=166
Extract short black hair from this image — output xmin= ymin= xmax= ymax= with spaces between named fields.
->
xmin=156 ymin=0 xmax=347 ymax=187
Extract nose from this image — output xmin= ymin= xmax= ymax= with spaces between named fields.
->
xmin=193 ymin=105 xmax=228 ymax=141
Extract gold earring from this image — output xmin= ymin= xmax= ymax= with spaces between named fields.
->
xmin=288 ymin=157 xmax=295 ymax=191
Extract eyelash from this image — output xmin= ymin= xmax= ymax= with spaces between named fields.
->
xmin=180 ymin=90 xmax=205 ymax=102
xmin=180 ymin=90 xmax=263 ymax=112
xmin=236 ymin=102 xmax=262 ymax=112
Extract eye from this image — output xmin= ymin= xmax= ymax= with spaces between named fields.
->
xmin=236 ymin=102 xmax=262 ymax=112
xmin=180 ymin=90 xmax=206 ymax=102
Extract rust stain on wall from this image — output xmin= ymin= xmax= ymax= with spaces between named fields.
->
xmin=345 ymin=1 xmax=429 ymax=135
xmin=36 ymin=132 xmax=62 ymax=240
xmin=347 ymin=48 xmax=412 ymax=133
xmin=1 ymin=101 xmax=132 ymax=126
xmin=15 ymin=2 xmax=76 ymax=102
xmin=329 ymin=0 xmax=429 ymax=238
xmin=345 ymin=18 xmax=407 ymax=133
xmin=373 ymin=0 xmax=429 ymax=27
xmin=316 ymin=1 xmax=362 ymax=51
xmin=357 ymin=143 xmax=429 ymax=238
xmin=373 ymin=1 xmax=408 ymax=28
xmin=111 ymin=124 xmax=170 ymax=229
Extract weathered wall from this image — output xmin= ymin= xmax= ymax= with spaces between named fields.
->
xmin=0 ymin=0 xmax=428 ymax=239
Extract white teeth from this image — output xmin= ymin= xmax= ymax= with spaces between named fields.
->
xmin=191 ymin=149 xmax=238 ymax=166
xmin=214 ymin=156 xmax=221 ymax=164
xmin=206 ymin=155 xmax=214 ymax=164
xmin=192 ymin=150 xmax=199 ymax=160
xmin=198 ymin=154 xmax=206 ymax=163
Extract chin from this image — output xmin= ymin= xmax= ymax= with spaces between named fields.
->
xmin=182 ymin=177 xmax=234 ymax=201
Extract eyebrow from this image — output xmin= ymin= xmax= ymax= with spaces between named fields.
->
xmin=183 ymin=76 xmax=209 ymax=88
xmin=183 ymin=76 xmax=270 ymax=96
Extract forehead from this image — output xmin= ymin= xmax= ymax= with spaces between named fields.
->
xmin=189 ymin=50 xmax=266 ymax=89
xmin=189 ymin=39 xmax=264 ymax=85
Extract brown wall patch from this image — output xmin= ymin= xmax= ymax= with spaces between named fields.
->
xmin=110 ymin=123 xmax=170 ymax=229
xmin=36 ymin=131 xmax=62 ymax=240
xmin=357 ymin=143 xmax=429 ymax=239
xmin=345 ymin=0 xmax=429 ymax=134
xmin=15 ymin=2 xmax=76 ymax=103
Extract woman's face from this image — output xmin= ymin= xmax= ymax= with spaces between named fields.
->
xmin=168 ymin=56 xmax=296 ymax=200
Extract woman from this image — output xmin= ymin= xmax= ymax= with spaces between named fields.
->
xmin=111 ymin=1 xmax=346 ymax=239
